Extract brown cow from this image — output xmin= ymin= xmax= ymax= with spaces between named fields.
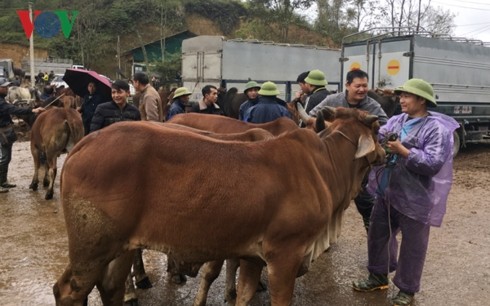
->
xmin=29 ymin=108 xmax=83 ymax=200
xmin=54 ymin=108 xmax=385 ymax=305
xmin=168 ymin=112 xmax=299 ymax=135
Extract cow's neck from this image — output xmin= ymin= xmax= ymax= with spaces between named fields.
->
xmin=321 ymin=129 xmax=368 ymax=206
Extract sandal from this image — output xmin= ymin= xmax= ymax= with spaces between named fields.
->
xmin=391 ymin=291 xmax=414 ymax=306
xmin=352 ymin=273 xmax=389 ymax=292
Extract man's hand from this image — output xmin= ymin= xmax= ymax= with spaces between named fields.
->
xmin=32 ymin=107 xmax=46 ymax=114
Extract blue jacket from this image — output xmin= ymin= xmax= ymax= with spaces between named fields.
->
xmin=245 ymin=96 xmax=291 ymax=124
xmin=166 ymin=99 xmax=186 ymax=121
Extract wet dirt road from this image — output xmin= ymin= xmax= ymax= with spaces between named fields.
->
xmin=0 ymin=141 xmax=489 ymax=306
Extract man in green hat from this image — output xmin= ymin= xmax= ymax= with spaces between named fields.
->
xmin=166 ymin=86 xmax=192 ymax=121
xmin=245 ymin=81 xmax=291 ymax=123
xmin=303 ymin=69 xmax=329 ymax=114
xmin=239 ymin=80 xmax=261 ymax=121
xmin=353 ymin=78 xmax=459 ymax=306
xmin=308 ymin=69 xmax=388 ymax=232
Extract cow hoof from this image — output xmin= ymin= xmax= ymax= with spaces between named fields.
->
xmin=123 ymin=298 xmax=138 ymax=306
xmin=43 ymin=179 xmax=49 ymax=187
xmin=29 ymin=183 xmax=38 ymax=191
xmin=224 ymin=290 xmax=237 ymax=302
xmin=45 ymin=192 xmax=53 ymax=200
xmin=257 ymin=280 xmax=267 ymax=292
xmin=170 ymin=273 xmax=187 ymax=285
xmin=135 ymin=276 xmax=152 ymax=289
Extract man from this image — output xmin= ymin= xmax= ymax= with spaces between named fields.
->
xmin=245 ymin=81 xmax=291 ymax=123
xmin=166 ymin=87 xmax=191 ymax=121
xmin=90 ymin=80 xmax=140 ymax=132
xmin=238 ymin=80 xmax=261 ymax=121
xmin=133 ymin=72 xmax=163 ymax=122
xmin=291 ymin=71 xmax=309 ymax=106
xmin=309 ymin=69 xmax=388 ymax=231
xmin=191 ymin=85 xmax=223 ymax=115
xmin=0 ymin=82 xmax=45 ymax=193
xmin=353 ymin=79 xmax=458 ymax=306
xmin=303 ymin=69 xmax=329 ymax=113
xmin=79 ymin=82 xmax=104 ymax=135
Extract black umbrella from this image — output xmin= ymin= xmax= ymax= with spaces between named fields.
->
xmin=63 ymin=69 xmax=112 ymax=101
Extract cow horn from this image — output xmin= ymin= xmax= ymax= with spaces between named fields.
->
xmin=320 ymin=106 xmax=336 ymax=121
xmin=296 ymin=102 xmax=310 ymax=123
xmin=363 ymin=115 xmax=378 ymax=126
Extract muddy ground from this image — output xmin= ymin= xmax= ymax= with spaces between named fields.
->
xmin=0 ymin=140 xmax=488 ymax=306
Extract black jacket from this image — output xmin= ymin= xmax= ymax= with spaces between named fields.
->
xmin=0 ymin=95 xmax=34 ymax=127
xmin=90 ymin=101 xmax=141 ymax=133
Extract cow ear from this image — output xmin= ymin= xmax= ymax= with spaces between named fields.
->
xmin=320 ymin=106 xmax=336 ymax=121
xmin=315 ymin=111 xmax=326 ymax=132
xmin=355 ymin=134 xmax=375 ymax=158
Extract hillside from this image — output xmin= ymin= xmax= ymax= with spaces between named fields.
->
xmin=0 ymin=0 xmax=333 ymax=79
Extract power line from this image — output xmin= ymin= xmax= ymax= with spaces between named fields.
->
xmin=432 ymin=0 xmax=490 ymax=10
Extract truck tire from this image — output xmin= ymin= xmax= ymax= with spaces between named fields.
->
xmin=452 ymin=131 xmax=461 ymax=158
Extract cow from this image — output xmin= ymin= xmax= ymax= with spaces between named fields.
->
xmin=168 ymin=112 xmax=299 ymax=135
xmin=29 ymin=108 xmax=84 ymax=200
xmin=368 ymin=88 xmax=401 ymax=117
xmin=6 ymin=86 xmax=32 ymax=104
xmin=53 ymin=106 xmax=385 ymax=306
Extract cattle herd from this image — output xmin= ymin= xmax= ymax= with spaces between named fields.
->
xmin=7 ymin=86 xmax=389 ymax=305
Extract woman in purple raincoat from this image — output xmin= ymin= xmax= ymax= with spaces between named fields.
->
xmin=352 ymin=79 xmax=459 ymax=306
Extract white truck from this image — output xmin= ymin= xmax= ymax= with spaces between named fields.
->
xmin=341 ymin=29 xmax=490 ymax=151
xmin=181 ymin=35 xmax=341 ymax=102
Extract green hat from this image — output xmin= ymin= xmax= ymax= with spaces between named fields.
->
xmin=244 ymin=81 xmax=260 ymax=93
xmin=395 ymin=78 xmax=436 ymax=107
xmin=258 ymin=81 xmax=279 ymax=96
xmin=173 ymin=87 xmax=192 ymax=99
xmin=304 ymin=69 xmax=327 ymax=86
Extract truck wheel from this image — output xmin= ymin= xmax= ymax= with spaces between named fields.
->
xmin=452 ymin=131 xmax=461 ymax=158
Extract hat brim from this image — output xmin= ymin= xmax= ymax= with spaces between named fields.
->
xmin=173 ymin=92 xmax=191 ymax=99
xmin=304 ymin=77 xmax=327 ymax=86
xmin=394 ymin=86 xmax=437 ymax=107
xmin=244 ymin=86 xmax=260 ymax=93
xmin=258 ymin=89 xmax=279 ymax=96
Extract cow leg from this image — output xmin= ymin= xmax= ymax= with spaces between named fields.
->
xmin=265 ymin=251 xmax=304 ymax=306
xmin=124 ymin=274 xmax=138 ymax=306
xmin=45 ymin=155 xmax=57 ymax=200
xmin=194 ymin=260 xmax=224 ymax=306
xmin=97 ymin=250 xmax=135 ymax=306
xmin=132 ymin=248 xmax=152 ymax=289
xmin=224 ymin=258 xmax=240 ymax=302
xmin=235 ymin=259 xmax=263 ymax=306
xmin=166 ymin=255 xmax=187 ymax=284
xmin=53 ymin=262 xmax=104 ymax=306
xmin=29 ymin=147 xmax=41 ymax=191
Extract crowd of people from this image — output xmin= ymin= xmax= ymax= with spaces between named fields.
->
xmin=0 ymin=67 xmax=459 ymax=306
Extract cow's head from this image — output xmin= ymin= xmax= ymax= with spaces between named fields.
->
xmin=318 ymin=106 xmax=385 ymax=164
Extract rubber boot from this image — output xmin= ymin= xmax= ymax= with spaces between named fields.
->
xmin=0 ymin=164 xmax=15 ymax=189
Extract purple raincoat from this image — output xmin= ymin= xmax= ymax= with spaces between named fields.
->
xmin=368 ymin=111 xmax=459 ymax=227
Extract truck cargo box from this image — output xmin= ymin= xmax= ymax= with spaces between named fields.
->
xmin=341 ymin=31 xmax=490 ymax=146
xmin=182 ymin=35 xmax=341 ymax=102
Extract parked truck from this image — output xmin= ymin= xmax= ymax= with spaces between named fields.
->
xmin=181 ymin=35 xmax=341 ymax=102
xmin=21 ymin=57 xmax=73 ymax=77
xmin=341 ymin=28 xmax=490 ymax=153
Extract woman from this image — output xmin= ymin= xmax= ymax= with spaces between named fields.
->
xmin=353 ymin=79 xmax=459 ymax=306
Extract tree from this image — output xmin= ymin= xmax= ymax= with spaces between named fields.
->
xmin=246 ymin=0 xmax=312 ymax=42
xmin=371 ymin=0 xmax=455 ymax=36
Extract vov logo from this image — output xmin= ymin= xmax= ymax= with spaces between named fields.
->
xmin=17 ymin=10 xmax=79 ymax=39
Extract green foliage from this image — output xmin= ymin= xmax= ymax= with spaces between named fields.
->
xmin=153 ymin=53 xmax=182 ymax=85
xmin=184 ymin=0 xmax=247 ymax=35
